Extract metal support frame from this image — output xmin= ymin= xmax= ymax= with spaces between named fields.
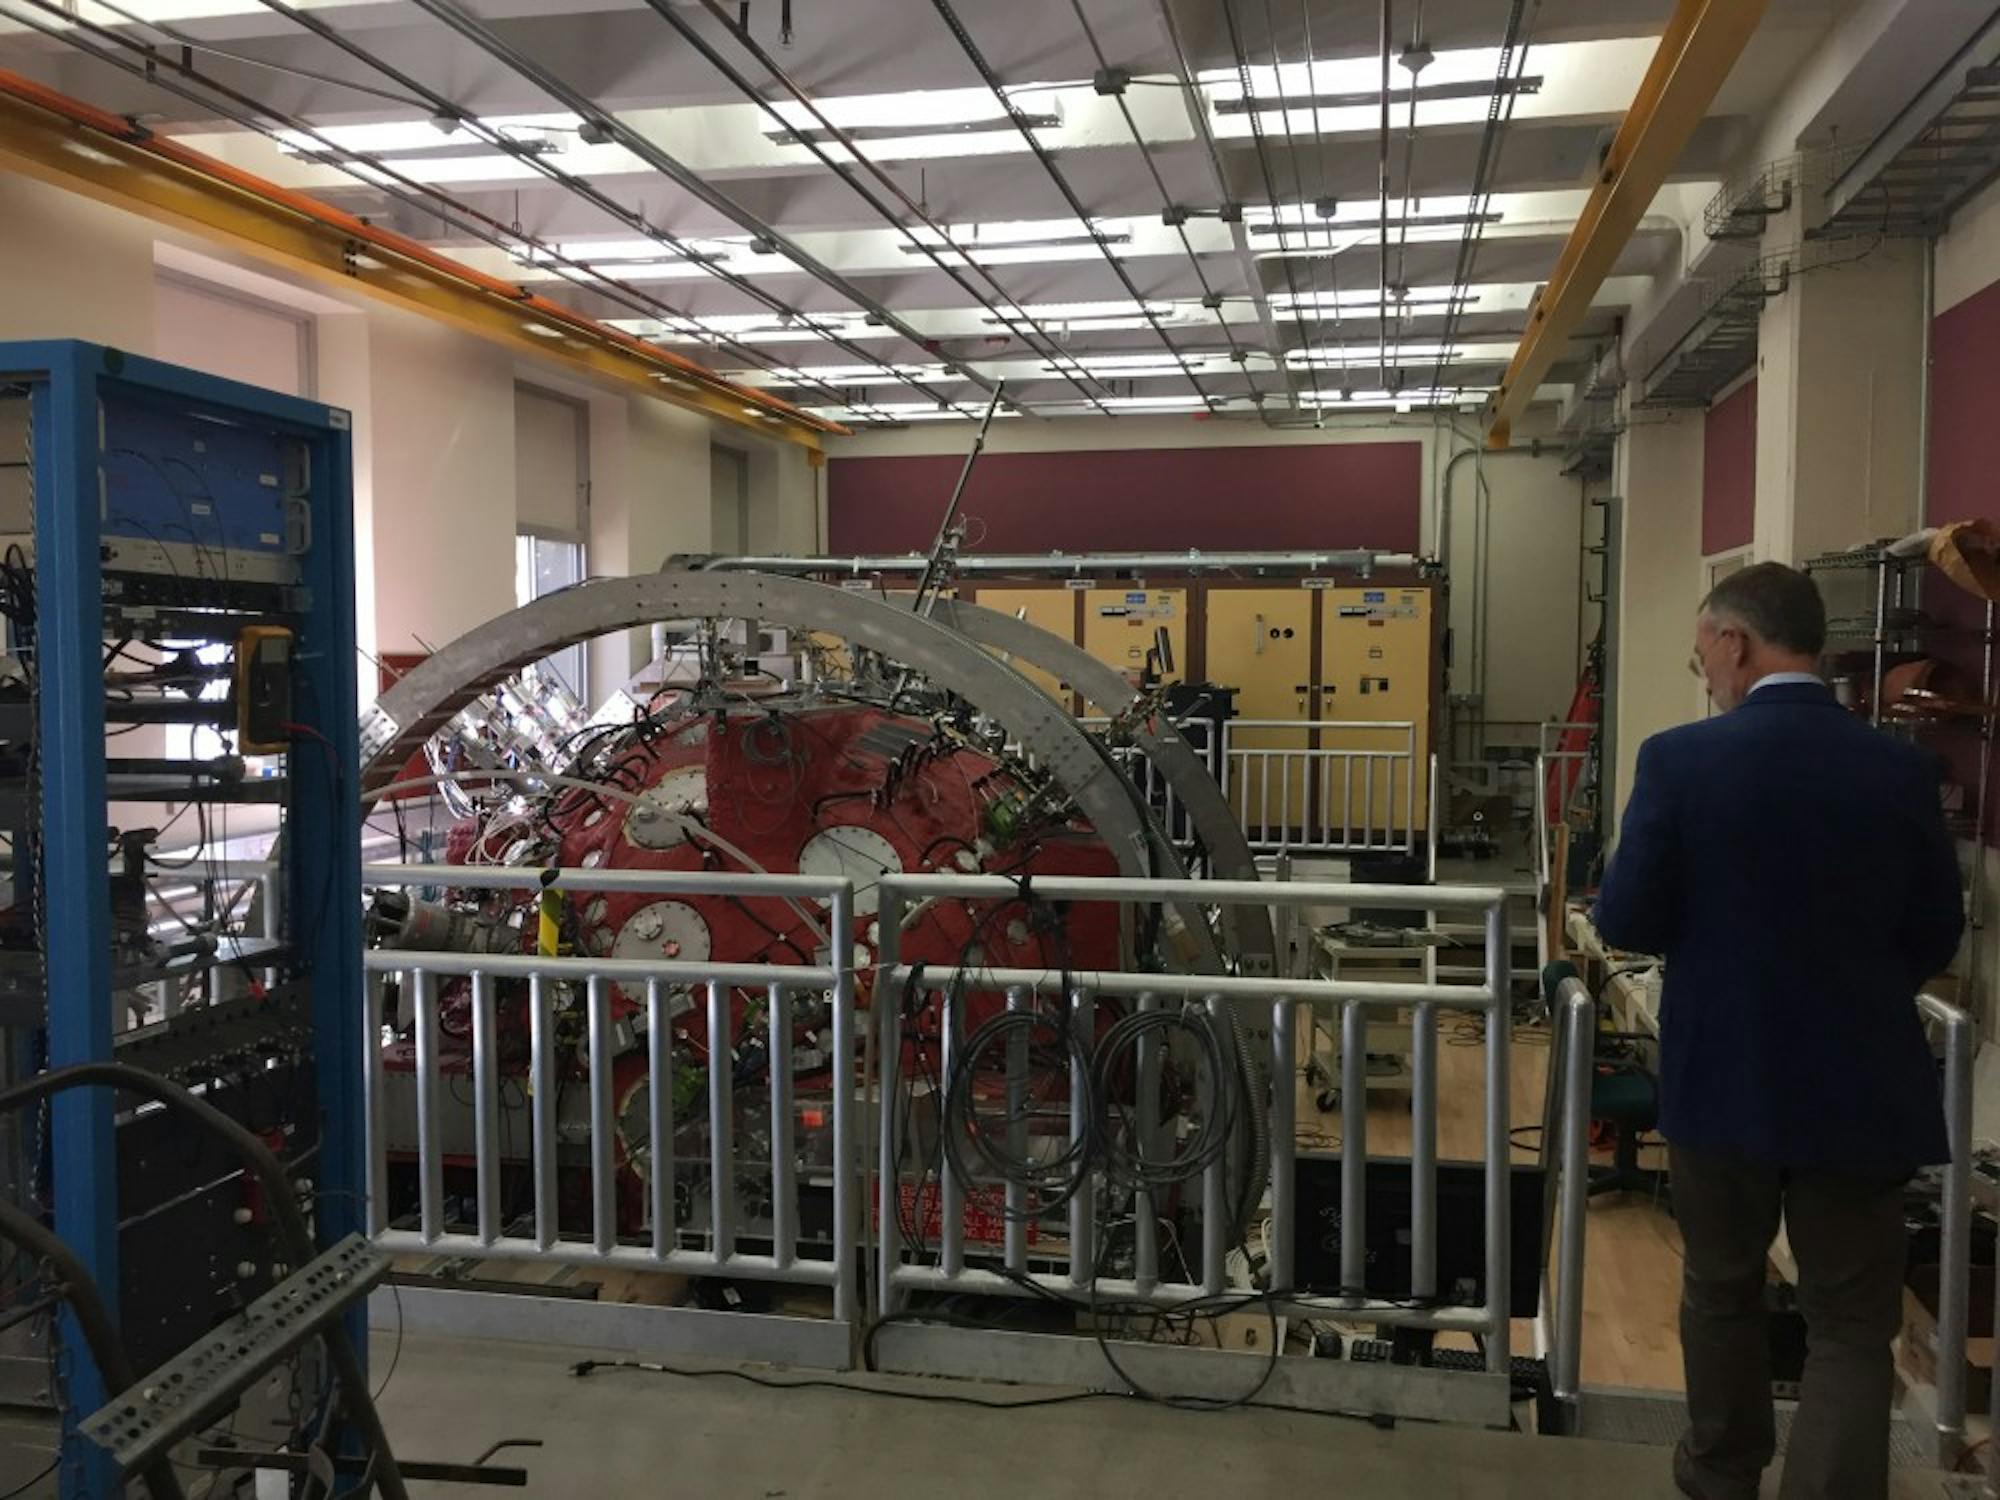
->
xmin=360 ymin=863 xmax=860 ymax=1360
xmin=1483 ymin=0 xmax=1771 ymax=445
xmin=356 ymin=570 xmax=1161 ymax=882
xmin=870 ymin=872 xmax=1515 ymax=1426
xmin=2 ymin=340 xmax=365 ymax=1500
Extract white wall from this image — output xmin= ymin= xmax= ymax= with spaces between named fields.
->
xmin=1938 ymin=175 xmax=2000 ymax=316
xmin=1611 ymin=407 xmax=1706 ymax=827
xmin=0 ymin=173 xmax=155 ymax=343
xmin=0 ymin=171 xmax=801 ymax=716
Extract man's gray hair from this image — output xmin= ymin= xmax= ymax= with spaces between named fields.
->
xmin=1700 ymin=562 xmax=1827 ymax=657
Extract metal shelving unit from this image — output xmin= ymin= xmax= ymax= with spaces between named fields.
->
xmin=1805 ymin=543 xmax=1997 ymax=1007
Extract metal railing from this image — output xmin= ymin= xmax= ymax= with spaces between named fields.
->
xmin=869 ymin=871 xmax=1525 ymax=1424
xmin=1546 ymin=974 xmax=1976 ymax=1458
xmin=1225 ymin=720 xmax=1419 ymax=855
xmin=358 ymin=863 xmax=858 ymax=1362
xmin=1078 ymin=714 xmax=1221 ymax=853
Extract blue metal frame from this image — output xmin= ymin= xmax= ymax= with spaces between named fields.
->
xmin=1 ymin=341 xmax=361 ymax=1498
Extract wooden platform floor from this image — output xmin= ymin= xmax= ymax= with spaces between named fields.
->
xmin=1296 ymin=1010 xmax=1686 ymax=1392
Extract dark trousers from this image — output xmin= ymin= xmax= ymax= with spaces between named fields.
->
xmin=1670 ymin=1144 xmax=1908 ymax=1500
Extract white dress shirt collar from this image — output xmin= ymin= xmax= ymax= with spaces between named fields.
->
xmin=1748 ymin=671 xmax=1824 ymax=697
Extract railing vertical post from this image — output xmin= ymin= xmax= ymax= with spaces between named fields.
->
xmin=413 ymin=968 xmax=442 ymax=1244
xmin=770 ymin=982 xmax=797 ymax=1270
xmin=1069 ymin=983 xmax=1096 ymax=1291
xmin=830 ymin=880 xmax=858 ymax=1328
xmin=530 ymin=974 xmax=556 ymax=1251
xmin=940 ymin=975 xmax=966 ymax=1277
xmin=707 ymin=979 xmax=735 ymax=1260
xmin=1483 ymin=896 xmax=1513 ymax=1373
xmin=1555 ymin=983 xmax=1593 ymax=1405
xmin=875 ymin=887 xmax=904 ymax=1319
xmin=1411 ymin=1000 xmax=1438 ymax=1302
xmin=1134 ymin=990 xmax=1161 ymax=1293
xmin=1929 ymin=994 xmax=1974 ymax=1463
xmin=648 ymin=979 xmax=673 ymax=1259
xmin=363 ymin=973 xmax=386 ymax=1238
xmin=1003 ymin=986 xmax=1029 ymax=1274
xmin=588 ymin=975 xmax=616 ymax=1256
xmin=1269 ymin=997 xmax=1295 ymax=1291
xmin=1340 ymin=997 xmax=1367 ymax=1302
xmin=1202 ymin=995 xmax=1229 ymax=1295
xmin=471 ymin=970 xmax=499 ymax=1247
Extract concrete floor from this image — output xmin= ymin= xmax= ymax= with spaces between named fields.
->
xmin=368 ymin=1336 xmax=1957 ymax=1500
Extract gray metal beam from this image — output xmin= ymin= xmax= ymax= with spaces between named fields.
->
xmin=1822 ymin=7 xmax=2000 ymax=228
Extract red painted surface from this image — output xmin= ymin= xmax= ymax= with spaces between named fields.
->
xmin=1701 ymin=379 xmax=1756 ymax=556
xmin=828 ymin=441 xmax=1423 ymax=553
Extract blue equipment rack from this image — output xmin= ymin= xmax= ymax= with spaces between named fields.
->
xmin=0 ymin=341 xmax=363 ymax=1498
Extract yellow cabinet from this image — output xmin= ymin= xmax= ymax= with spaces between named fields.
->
xmin=1204 ymin=588 xmax=1312 ymax=838
xmin=1080 ymin=588 xmax=1185 ymax=705
xmin=1319 ymin=585 xmax=1432 ymax=834
xmin=968 ymin=586 xmax=1074 ymax=702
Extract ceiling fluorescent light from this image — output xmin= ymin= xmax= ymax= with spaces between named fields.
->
xmin=768 ymin=111 xmax=1060 ymax=146
xmin=1212 ymin=75 xmax=1540 ymax=115
xmin=1249 ymin=211 xmax=1497 ymax=237
xmin=902 ymin=230 xmax=1131 ymax=257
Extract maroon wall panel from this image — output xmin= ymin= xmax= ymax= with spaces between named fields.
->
xmin=827 ymin=441 xmax=1423 ymax=553
xmin=1928 ymin=280 xmax=2000 ymax=529
xmin=1923 ymin=282 xmax=2000 ymax=842
xmin=1701 ymin=379 xmax=1756 ymax=556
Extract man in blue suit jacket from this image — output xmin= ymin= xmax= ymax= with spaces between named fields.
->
xmin=1594 ymin=562 xmax=1963 ymax=1500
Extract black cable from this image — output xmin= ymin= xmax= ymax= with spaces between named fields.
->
xmin=573 ymin=1355 xmax=1109 ymax=1410
xmin=939 ymin=1005 xmax=1094 ymax=1220
xmin=0 ymin=1453 xmax=58 ymax=1500
xmin=1089 ymin=1003 xmax=1235 ymax=1194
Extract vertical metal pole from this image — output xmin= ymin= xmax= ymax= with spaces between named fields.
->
xmin=939 ymin=977 xmax=966 ymax=1277
xmin=1259 ymin=753 xmax=1272 ymax=848
xmin=1937 ymin=1002 xmax=1974 ymax=1458
xmin=1364 ymin=754 xmax=1377 ymax=848
xmin=1340 ymin=998 xmax=1367 ymax=1300
xmin=1343 ymin=756 xmax=1355 ymax=847
xmin=530 ymin=974 xmax=557 ymax=1251
xmin=707 ymin=979 xmax=735 ymax=1260
xmin=1134 ymin=990 xmax=1161 ymax=1292
xmin=1269 ymin=998 xmax=1295 ymax=1290
xmin=1555 ymin=986 xmax=1592 ymax=1404
xmin=831 ymin=883 xmax=858 ymax=1326
xmin=1427 ymin=753 xmax=1440 ymax=883
xmin=1405 ymin=725 xmax=1417 ymax=853
xmin=471 ymin=970 xmax=499 ymax=1247
xmin=1003 ymin=986 xmax=1029 ymax=1273
xmin=1279 ymin=750 xmax=1293 ymax=844
xmin=363 ymin=971 xmax=387 ymax=1237
xmin=876 ymin=888 xmax=900 ymax=1320
xmin=769 ymin=982 xmax=797 ymax=1270
xmin=1069 ymin=984 xmax=1095 ymax=1290
xmin=1202 ymin=995 xmax=1228 ymax=1295
xmin=1484 ymin=898 xmax=1514 ymax=1371
xmin=588 ymin=976 xmax=615 ymax=1256
xmin=1410 ymin=1000 xmax=1438 ymax=1302
xmin=37 ymin=356 xmax=119 ymax=1500
xmin=1870 ymin=559 xmax=1889 ymax=724
xmin=648 ymin=979 xmax=673 ymax=1259
xmin=414 ymin=969 xmax=442 ymax=1243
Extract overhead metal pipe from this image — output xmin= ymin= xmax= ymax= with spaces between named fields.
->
xmin=1223 ymin=0 xmax=1323 ymax=412
xmin=694 ymin=548 xmax=1423 ymax=575
xmin=1427 ymin=0 xmax=1533 ymax=404
xmin=401 ymin=0 xmax=1005 ymax=413
xmin=8 ymin=0 xmax=875 ymax=419
xmin=928 ymin=0 xmax=1217 ymax=405
xmin=1067 ymin=0 xmax=1260 ymax=393
xmin=662 ymin=0 xmax=1119 ymax=416
xmin=1159 ymin=0 xmax=1298 ymax=408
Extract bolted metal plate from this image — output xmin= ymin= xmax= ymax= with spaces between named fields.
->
xmin=82 ymin=1234 xmax=387 ymax=1472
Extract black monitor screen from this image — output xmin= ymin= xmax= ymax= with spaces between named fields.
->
xmin=1291 ymin=1154 xmax=1547 ymax=1318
